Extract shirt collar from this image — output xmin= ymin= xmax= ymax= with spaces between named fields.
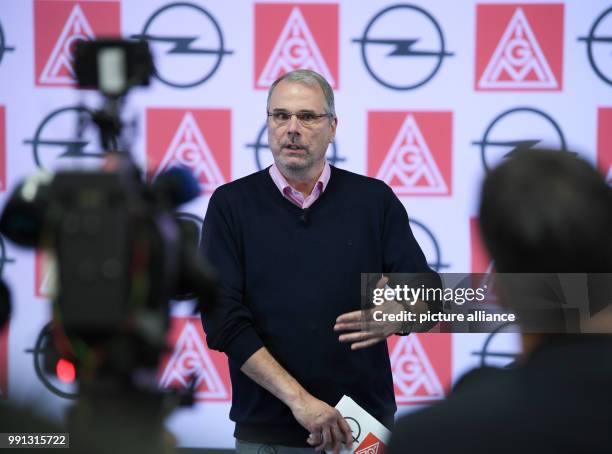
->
xmin=269 ymin=161 xmax=331 ymax=196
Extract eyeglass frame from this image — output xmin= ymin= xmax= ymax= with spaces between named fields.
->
xmin=267 ymin=110 xmax=334 ymax=127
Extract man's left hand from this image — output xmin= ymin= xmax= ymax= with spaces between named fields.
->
xmin=334 ymin=276 xmax=405 ymax=350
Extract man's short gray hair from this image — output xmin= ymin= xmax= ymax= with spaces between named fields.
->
xmin=266 ymin=69 xmax=336 ymax=117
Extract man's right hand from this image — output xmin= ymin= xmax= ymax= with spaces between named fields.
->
xmin=289 ymin=394 xmax=352 ymax=454
xmin=240 ymin=348 xmax=352 ymax=453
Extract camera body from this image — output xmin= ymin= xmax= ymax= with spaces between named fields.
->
xmin=74 ymin=39 xmax=153 ymax=97
xmin=0 ymin=39 xmax=215 ymax=389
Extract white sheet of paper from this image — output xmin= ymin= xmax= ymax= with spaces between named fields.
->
xmin=326 ymin=395 xmax=392 ymax=454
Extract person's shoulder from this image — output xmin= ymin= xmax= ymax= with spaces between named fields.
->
xmin=451 ymin=365 xmax=515 ymax=394
xmin=390 ymin=367 xmax=521 ymax=453
xmin=210 ymin=168 xmax=270 ymax=201
xmin=331 ymin=166 xmax=391 ymax=195
xmin=398 ymin=366 xmax=519 ymax=425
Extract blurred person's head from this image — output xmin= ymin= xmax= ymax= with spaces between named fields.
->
xmin=479 ymin=149 xmax=612 ymax=342
xmin=479 ymin=149 xmax=612 ymax=273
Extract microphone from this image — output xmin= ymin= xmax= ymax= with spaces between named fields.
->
xmin=151 ymin=167 xmax=200 ymax=208
xmin=300 ymin=208 xmax=309 ymax=224
xmin=0 ymin=171 xmax=54 ymax=247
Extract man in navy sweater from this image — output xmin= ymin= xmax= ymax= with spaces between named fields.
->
xmin=201 ymin=69 xmax=436 ymax=454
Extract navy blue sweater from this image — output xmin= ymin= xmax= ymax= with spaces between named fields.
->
xmin=201 ymin=166 xmax=432 ymax=446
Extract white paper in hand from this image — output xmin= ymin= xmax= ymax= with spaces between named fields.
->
xmin=327 ymin=395 xmax=392 ymax=454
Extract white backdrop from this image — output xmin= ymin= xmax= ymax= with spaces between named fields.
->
xmin=0 ymin=0 xmax=610 ymax=448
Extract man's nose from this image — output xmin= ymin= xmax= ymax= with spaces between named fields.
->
xmin=287 ymin=114 xmax=301 ymax=133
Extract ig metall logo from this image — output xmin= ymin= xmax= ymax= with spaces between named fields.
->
xmin=352 ymin=4 xmax=454 ymax=90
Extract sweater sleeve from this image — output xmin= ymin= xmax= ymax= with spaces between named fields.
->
xmin=381 ymin=186 xmax=431 ymax=273
xmin=381 ymin=186 xmax=443 ymax=319
xmin=200 ymin=188 xmax=264 ymax=366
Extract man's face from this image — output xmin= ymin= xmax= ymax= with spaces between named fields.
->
xmin=267 ymin=80 xmax=337 ymax=174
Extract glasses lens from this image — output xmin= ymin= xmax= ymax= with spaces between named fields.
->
xmin=272 ymin=112 xmax=289 ymax=123
xmin=297 ymin=113 xmax=317 ymax=125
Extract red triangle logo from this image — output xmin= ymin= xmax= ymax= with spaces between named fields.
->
xmin=390 ymin=336 xmax=445 ymax=404
xmin=479 ymin=8 xmax=557 ymax=89
xmin=39 ymin=4 xmax=96 ymax=85
xmin=159 ymin=320 xmax=229 ymax=400
xmin=257 ymin=7 xmax=335 ymax=88
xmin=155 ymin=112 xmax=225 ymax=195
xmin=355 ymin=433 xmax=385 ymax=454
xmin=376 ymin=115 xmax=447 ymax=195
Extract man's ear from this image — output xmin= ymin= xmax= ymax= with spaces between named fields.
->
xmin=330 ymin=117 xmax=338 ymax=142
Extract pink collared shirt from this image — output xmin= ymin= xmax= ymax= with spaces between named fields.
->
xmin=269 ymin=161 xmax=331 ymax=209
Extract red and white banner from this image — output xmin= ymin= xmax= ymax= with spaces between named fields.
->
xmin=34 ymin=0 xmax=121 ymax=87
xmin=475 ymin=4 xmax=564 ymax=91
xmin=146 ymin=108 xmax=231 ymax=196
xmin=368 ymin=112 xmax=452 ymax=196
xmin=254 ymin=3 xmax=339 ymax=89
xmin=388 ymin=334 xmax=452 ymax=405
xmin=159 ymin=317 xmax=231 ymax=402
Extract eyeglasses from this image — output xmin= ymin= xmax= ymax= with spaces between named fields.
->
xmin=267 ymin=110 xmax=333 ymax=127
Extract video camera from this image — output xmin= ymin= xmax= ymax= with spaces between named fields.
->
xmin=0 ymin=39 xmax=216 ymax=392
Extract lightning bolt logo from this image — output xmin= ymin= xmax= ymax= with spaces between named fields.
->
xmin=473 ymin=107 xmax=567 ymax=171
xmin=24 ymin=106 xmax=106 ymax=170
xmin=578 ymin=6 xmax=612 ymax=86
xmin=131 ymin=34 xmax=232 ymax=56
xmin=352 ymin=38 xmax=453 ymax=59
xmin=0 ymin=20 xmax=15 ymax=66
xmin=352 ymin=4 xmax=454 ymax=90
xmin=133 ymin=3 xmax=233 ymax=88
